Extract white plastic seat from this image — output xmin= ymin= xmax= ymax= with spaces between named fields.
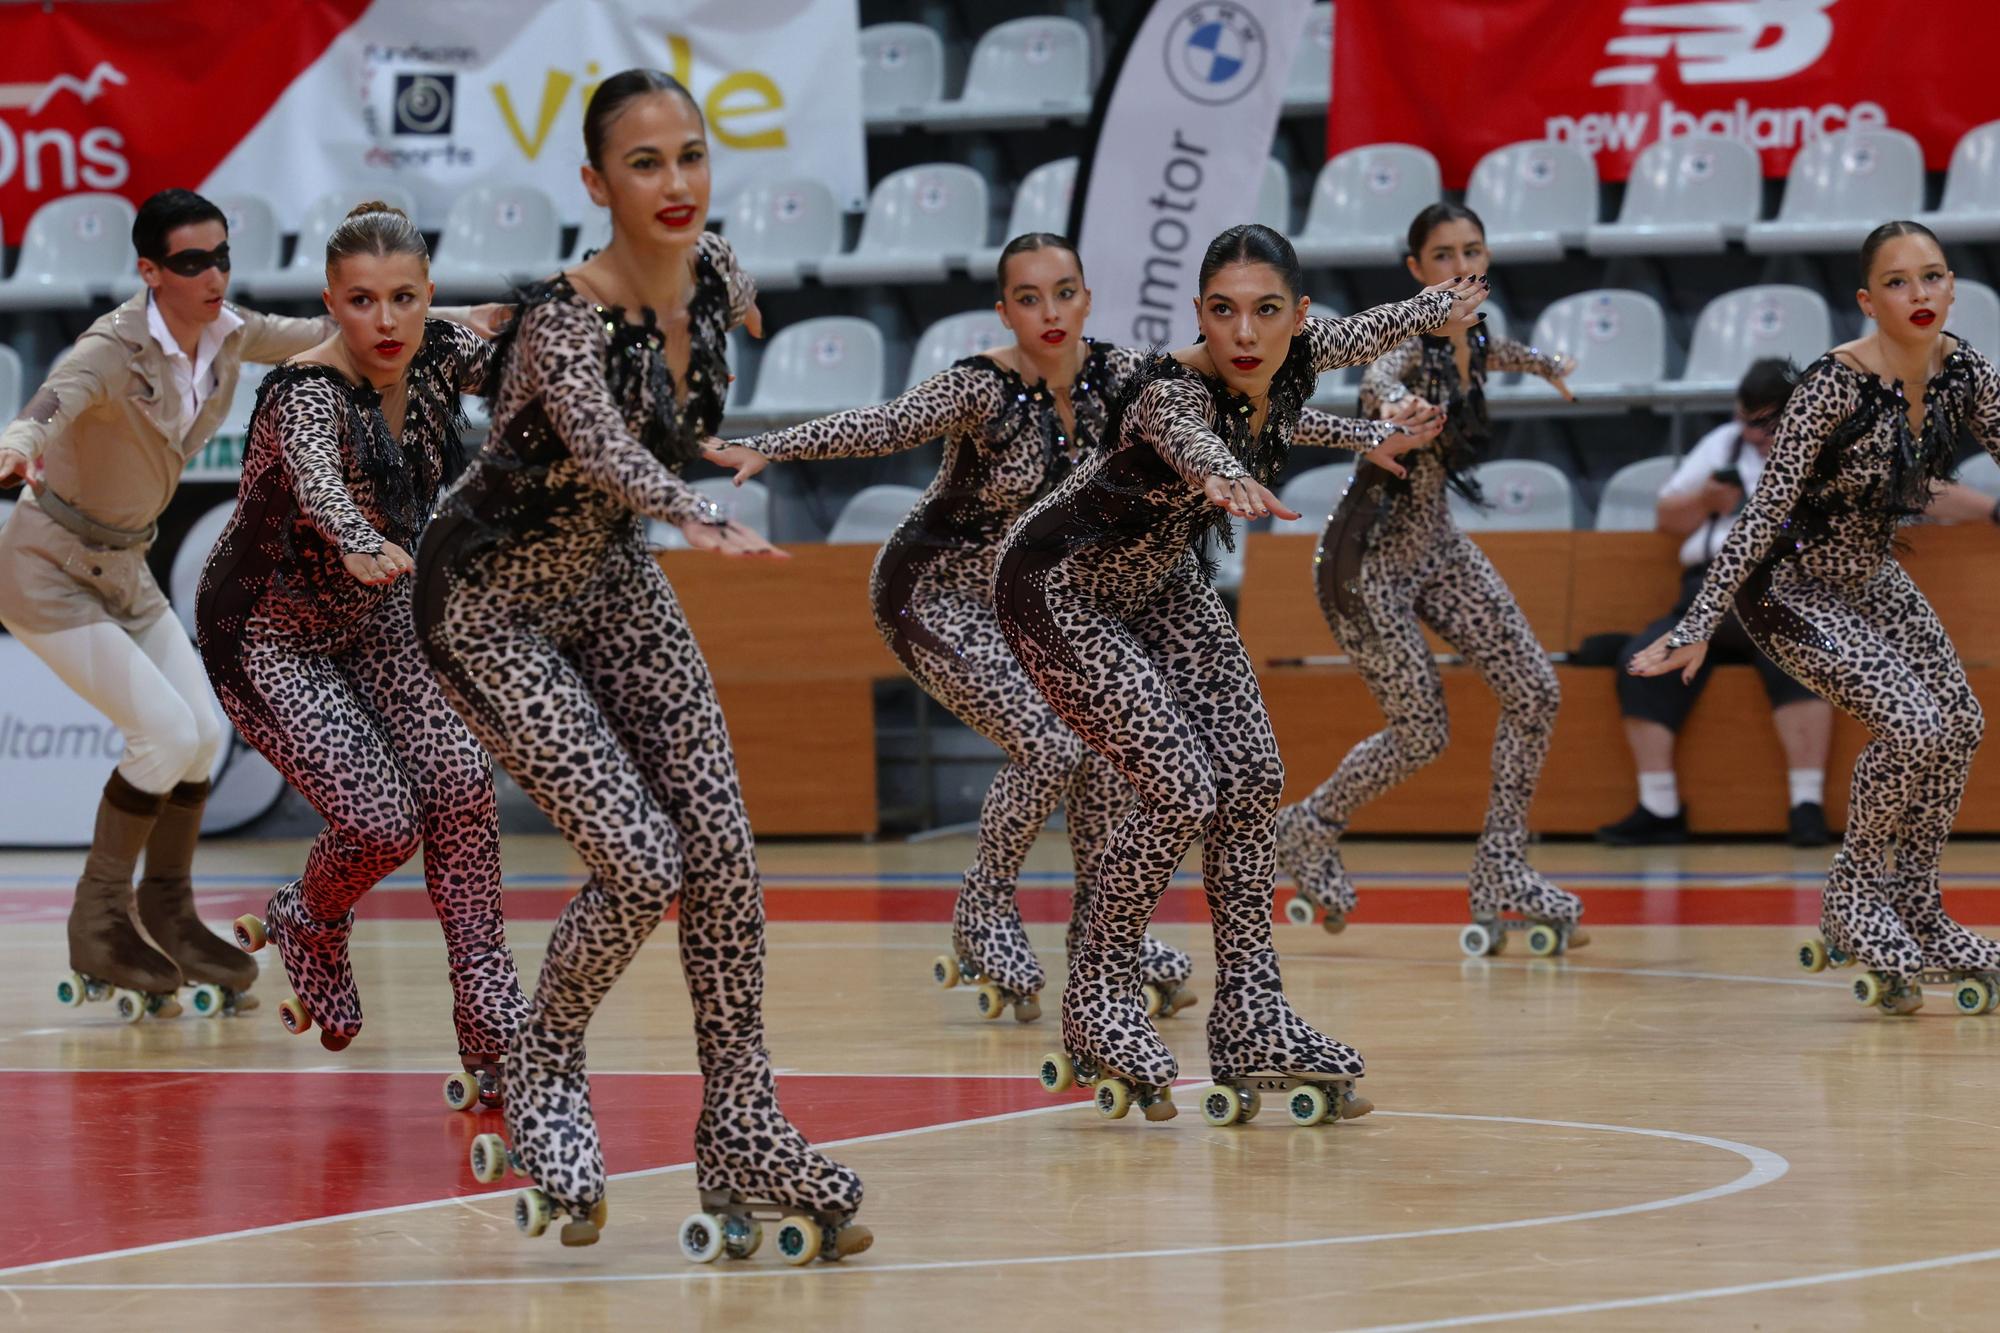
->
xmin=724 ymin=177 xmax=842 ymax=290
xmin=0 ymin=344 xmax=20 ymax=421
xmin=1861 ymin=278 xmax=2000 ymax=356
xmin=1594 ymin=456 xmax=1677 ymax=531
xmin=212 ymin=193 xmax=285 ymax=293
xmin=169 ymin=502 xmax=236 ymax=637
xmin=1464 ymin=141 xmax=1597 ymax=261
xmin=648 ymin=479 xmax=772 ymax=550
xmin=1585 ymin=136 xmax=1760 ymax=257
xmin=970 ymin=158 xmax=1078 ymax=275
xmin=1274 ymin=462 xmax=1354 ymax=535
xmin=828 ymin=483 xmax=924 ymax=544
xmin=1258 ymin=157 xmax=1291 ymax=234
xmin=724 ymin=330 xmax=752 ymax=411
xmin=1449 ymin=460 xmax=1575 ymax=531
xmin=859 ymin=22 xmax=945 ymax=120
xmin=1923 ymin=121 xmax=2000 ymax=244
xmin=430 ymin=183 xmax=564 ymax=298
xmin=1746 ymin=129 xmax=1924 ymax=253
xmin=1283 ymin=3 xmax=1335 ymax=111
xmin=904 ymin=312 xmax=1010 ymax=392
xmin=950 ymin=17 xmax=1092 ymax=121
xmin=1509 ymin=290 xmax=1668 ymax=402
xmin=1294 ymin=144 xmax=1442 ymax=267
xmin=1674 ymin=286 xmax=1832 ymax=396
xmin=818 ymin=164 xmax=990 ymax=285
xmin=0 ymin=193 xmax=138 ymax=310
xmin=744 ymin=316 xmax=884 ymax=414
xmin=255 ymin=187 xmax=421 ymax=300
xmin=1956 ymin=453 xmax=2000 ymax=500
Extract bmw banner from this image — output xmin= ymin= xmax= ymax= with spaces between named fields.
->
xmin=1071 ymin=0 xmax=1313 ymax=349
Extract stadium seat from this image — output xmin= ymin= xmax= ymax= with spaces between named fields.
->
xmin=1464 ymin=140 xmax=1597 ymax=261
xmin=927 ymin=17 xmax=1092 ymax=129
xmin=0 ymin=344 xmax=20 ymax=421
xmin=1274 ymin=461 xmax=1354 ymax=535
xmin=1595 ymin=455 xmax=1676 ymax=531
xmin=1497 ymin=289 xmax=1667 ymax=406
xmin=969 ymin=157 xmax=1077 ymax=275
xmin=818 ymin=163 xmax=989 ymax=285
xmin=1258 ymin=156 xmax=1291 ymax=233
xmin=1746 ymin=129 xmax=1924 ymax=253
xmin=828 ymin=483 xmax=924 ymax=543
xmin=1670 ymin=285 xmax=1833 ymax=399
xmin=724 ymin=176 xmax=843 ymax=290
xmin=1294 ymin=144 xmax=1442 ymax=267
xmin=1923 ymin=120 xmax=2000 ymax=244
xmin=743 ymin=316 xmax=884 ymax=416
xmin=1585 ymin=136 xmax=1760 ymax=257
xmin=859 ymin=22 xmax=946 ymax=122
xmin=904 ymin=311 xmax=1010 ymax=392
xmin=0 ymin=193 xmax=138 ymax=310
xmin=429 ymin=183 xmax=565 ymax=299
xmin=648 ymin=478 xmax=772 ymax=550
xmin=1283 ymin=3 xmax=1335 ymax=113
xmin=254 ymin=186 xmax=421 ymax=300
xmin=1449 ymin=459 xmax=1576 ymax=530
xmin=211 ymin=193 xmax=286 ymax=294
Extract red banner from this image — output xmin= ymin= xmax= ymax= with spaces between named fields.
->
xmin=1330 ymin=0 xmax=1997 ymax=186
xmin=0 ymin=1 xmax=366 ymax=242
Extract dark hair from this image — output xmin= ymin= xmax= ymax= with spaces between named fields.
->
xmin=1736 ymin=357 xmax=1798 ymax=422
xmin=1197 ymin=223 xmax=1304 ymax=299
xmin=1406 ymin=202 xmax=1485 ymax=260
xmin=583 ymin=68 xmax=701 ymax=170
xmin=996 ymin=232 xmax=1082 ymax=292
xmin=133 ymin=189 xmax=226 ymax=262
xmin=1858 ymin=219 xmax=1944 ymax=286
xmin=324 ymin=201 xmax=428 ymax=278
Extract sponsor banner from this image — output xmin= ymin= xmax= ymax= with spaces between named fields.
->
xmin=1076 ymin=0 xmax=1313 ymax=349
xmin=1331 ymin=0 xmax=1997 ymax=185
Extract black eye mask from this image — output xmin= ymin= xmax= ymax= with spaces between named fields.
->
xmin=159 ymin=243 xmax=231 ymax=277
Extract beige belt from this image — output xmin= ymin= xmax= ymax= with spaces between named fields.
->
xmin=32 ymin=485 xmax=157 ymax=550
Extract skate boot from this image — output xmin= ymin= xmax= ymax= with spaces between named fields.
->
xmin=677 ymin=1046 xmax=871 ymax=1265
xmin=468 ymin=1020 xmax=607 ymax=1245
xmin=232 ymin=880 xmax=361 ymax=1050
xmin=1889 ymin=868 xmax=2000 ymax=1014
xmin=1461 ymin=841 xmax=1589 ymax=958
xmin=1037 ymin=936 xmax=1180 ymax=1123
xmin=443 ymin=944 xmax=532 ymax=1112
xmin=1798 ymin=853 xmax=1929 ymax=1015
xmin=134 ymin=780 xmax=259 ymax=1019
xmin=56 ymin=773 xmax=184 ymax=1023
xmin=932 ymin=871 xmax=1043 ymax=1022
xmin=1066 ymin=893 xmax=1198 ymax=1020
xmin=1197 ymin=960 xmax=1370 ymax=1128
xmin=1274 ymin=803 xmax=1357 ymax=934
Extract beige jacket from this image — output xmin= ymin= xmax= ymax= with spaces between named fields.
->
xmin=0 ymin=292 xmax=329 ymax=633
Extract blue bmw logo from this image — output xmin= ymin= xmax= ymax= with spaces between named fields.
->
xmin=1164 ymin=3 xmax=1268 ymax=106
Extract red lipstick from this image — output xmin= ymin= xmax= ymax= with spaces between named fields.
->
xmin=1040 ymin=330 xmax=1067 ymax=344
xmin=1911 ymin=309 xmax=1936 ymax=327
xmin=1230 ymin=356 xmax=1263 ymax=371
xmin=374 ymin=339 xmax=405 ymax=356
xmin=658 ymin=205 xmax=697 ymax=228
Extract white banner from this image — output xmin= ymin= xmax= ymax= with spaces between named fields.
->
xmin=203 ymin=0 xmax=868 ymax=234
xmin=1077 ymin=0 xmax=1312 ymax=348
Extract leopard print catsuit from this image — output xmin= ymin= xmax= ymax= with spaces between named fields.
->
xmin=196 ymin=320 xmax=526 ymax=1062
xmin=737 ymin=342 xmax=1192 ymax=1012
xmin=1671 ymin=338 xmax=2000 ymax=982
xmin=994 ymin=295 xmax=1450 ymax=1094
xmin=1274 ymin=325 xmax=1585 ymax=931
xmin=414 ymin=233 xmax=860 ymax=1231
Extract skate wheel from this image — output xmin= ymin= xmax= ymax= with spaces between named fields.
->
xmin=1093 ymin=1077 xmax=1132 ymax=1120
xmin=278 ymin=995 xmax=312 ymax=1036
xmin=1798 ymin=939 xmax=1829 ymax=974
xmin=974 ymin=983 xmax=1008 ymax=1022
xmin=931 ymin=954 xmax=959 ymax=989
xmin=1526 ymin=924 xmax=1560 ymax=958
xmin=469 ymin=1133 xmax=509 ymax=1184
xmin=1322 ymin=913 xmax=1347 ymax=936
xmin=1288 ymin=1084 xmax=1332 ymax=1127
xmin=514 ymin=1189 xmax=551 ymax=1239
xmin=232 ymin=915 xmax=267 ymax=952
xmin=1141 ymin=983 xmax=1164 ymax=1019
xmin=728 ymin=1218 xmax=764 ymax=1260
xmin=1200 ymin=1085 xmax=1241 ymax=1127
xmin=1239 ymin=1087 xmax=1262 ymax=1121
xmin=1954 ymin=977 xmax=1993 ymax=1015
xmin=1853 ymin=973 xmax=1887 ymax=1008
xmin=679 ymin=1212 xmax=725 ymax=1263
xmin=1987 ymin=982 xmax=2000 ymax=1015
xmin=1014 ymin=995 xmax=1042 ymax=1023
xmin=777 ymin=1215 xmax=823 ymax=1266
xmin=1827 ymin=945 xmax=1852 ymax=968
xmin=1458 ymin=923 xmax=1494 ymax=958
xmin=831 ymin=1222 xmax=873 ymax=1259
xmin=1283 ymin=896 xmax=1314 ymax=926
xmin=443 ymin=1071 xmax=480 ymax=1112
xmin=188 ymin=983 xmax=225 ymax=1018
xmin=55 ymin=973 xmax=86 ymax=1008
xmin=112 ymin=989 xmax=146 ymax=1024
xmin=1038 ymin=1051 xmax=1075 ymax=1094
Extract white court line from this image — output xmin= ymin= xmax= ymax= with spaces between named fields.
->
xmin=0 ymin=1111 xmax=1786 ymax=1291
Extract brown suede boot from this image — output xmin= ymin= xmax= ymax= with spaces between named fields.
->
xmin=136 ymin=780 xmax=261 ymax=1007
xmin=63 ymin=772 xmax=183 ymax=1017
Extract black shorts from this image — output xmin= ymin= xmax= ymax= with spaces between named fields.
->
xmin=1615 ymin=564 xmax=1819 ymax=731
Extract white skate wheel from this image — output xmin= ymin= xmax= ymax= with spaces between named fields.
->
xmin=1140 ymin=983 xmax=1163 ymax=1019
xmin=515 ymin=1188 xmax=552 ymax=1238
xmin=1284 ymin=896 xmax=1314 ymax=926
xmin=469 ymin=1133 xmax=509 ymax=1184
xmin=1199 ymin=1085 xmax=1241 ymax=1127
xmin=55 ymin=973 xmax=86 ymax=1008
xmin=1458 ymin=923 xmax=1493 ymax=958
xmin=975 ymin=983 xmax=1008 ymax=1021
xmin=1093 ymin=1078 xmax=1132 ymax=1120
xmin=278 ymin=995 xmax=311 ymax=1035
xmin=112 ymin=989 xmax=146 ymax=1024
xmin=931 ymin=954 xmax=959 ymax=989
xmin=777 ymin=1215 xmax=822 ymax=1266
xmin=232 ymin=915 xmax=267 ymax=952
xmin=1954 ymin=977 xmax=1992 ymax=1015
xmin=1526 ymin=924 xmax=1560 ymax=957
xmin=679 ymin=1211 xmax=723 ymax=1263
xmin=443 ymin=1072 xmax=480 ymax=1112
xmin=1853 ymin=973 xmax=1887 ymax=1008
xmin=1288 ymin=1084 xmax=1331 ymax=1127
xmin=1797 ymin=939 xmax=1828 ymax=973
xmin=189 ymin=983 xmax=224 ymax=1017
xmin=1037 ymin=1051 xmax=1075 ymax=1093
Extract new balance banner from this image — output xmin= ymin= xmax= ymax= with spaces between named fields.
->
xmin=1074 ymin=0 xmax=1313 ymax=349
xmin=0 ymin=0 xmax=867 ymax=243
xmin=1331 ymin=0 xmax=1997 ymax=185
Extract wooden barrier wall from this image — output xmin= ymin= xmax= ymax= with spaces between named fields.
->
xmin=662 ymin=525 xmax=2000 ymax=836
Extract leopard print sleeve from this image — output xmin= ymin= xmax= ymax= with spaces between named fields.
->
xmin=737 ymin=364 xmax=991 ymax=462
xmin=433 ymin=319 xmax=493 ymax=395
xmin=1358 ymin=337 xmax=1421 ymax=417
xmin=1291 ymin=405 xmax=1395 ymax=450
xmin=1300 ymin=291 xmax=1453 ymax=375
xmin=1486 ymin=334 xmax=1571 ymax=383
xmin=1131 ymin=372 xmax=1250 ymax=485
xmin=698 ymin=231 xmax=757 ymax=332
xmin=1671 ymin=357 xmax=1856 ymax=645
xmin=518 ymin=298 xmax=708 ymax=525
xmin=269 ymin=374 xmax=386 ymax=557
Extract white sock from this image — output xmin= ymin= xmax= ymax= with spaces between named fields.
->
xmin=1789 ymin=769 xmax=1825 ymax=808
xmin=1637 ymin=771 xmax=1680 ymax=819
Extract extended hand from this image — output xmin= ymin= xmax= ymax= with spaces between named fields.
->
xmin=342 ymin=540 xmax=414 ymax=585
xmin=1202 ymin=474 xmax=1300 ymax=522
xmin=1627 ymin=632 xmax=1707 ymax=684
xmin=1365 ymin=398 xmax=1445 ymax=477
xmin=701 ymin=438 xmax=770 ymax=484
xmin=1421 ymin=274 xmax=1488 ymax=331
xmin=680 ymin=516 xmax=788 ymax=558
xmin=0 ymin=448 xmax=34 ymax=490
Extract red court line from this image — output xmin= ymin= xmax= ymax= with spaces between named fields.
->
xmin=0 ymin=1070 xmax=1052 ymax=1272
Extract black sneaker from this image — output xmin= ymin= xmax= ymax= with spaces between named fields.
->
xmin=1595 ymin=804 xmax=1688 ymax=846
xmin=1788 ymin=801 xmax=1830 ymax=848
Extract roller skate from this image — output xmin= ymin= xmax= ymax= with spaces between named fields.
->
xmin=57 ymin=775 xmax=183 ymax=1023
xmin=1865 ymin=868 xmax=2000 ymax=1015
xmin=443 ymin=945 xmax=530 ymax=1112
xmin=1036 ymin=942 xmax=1179 ymax=1122
xmin=1799 ymin=854 xmax=1928 ymax=1015
xmin=468 ymin=1020 xmax=607 ymax=1246
xmin=1196 ymin=964 xmax=1370 ymax=1128
xmin=136 ymin=781 xmax=259 ymax=1019
xmin=1460 ymin=846 xmax=1589 ymax=958
xmin=931 ymin=872 xmax=1043 ymax=1022
xmin=1067 ymin=897 xmax=1198 ymax=1020
xmin=1274 ymin=803 xmax=1356 ymax=934
xmin=232 ymin=880 xmax=361 ymax=1050
xmin=678 ymin=1048 xmax=871 ymax=1266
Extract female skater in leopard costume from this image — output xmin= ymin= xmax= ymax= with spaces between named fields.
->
xmin=1274 ymin=204 xmax=1588 ymax=952
xmin=196 ymin=204 xmax=526 ymax=1096
xmin=995 ymin=224 xmax=1478 ymax=1119
xmin=708 ymin=233 xmax=1200 ymax=1025
xmin=414 ymin=71 xmax=867 ymax=1257
xmin=1634 ymin=220 xmax=2000 ymax=1014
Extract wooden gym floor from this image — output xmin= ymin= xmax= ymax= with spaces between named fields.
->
xmin=3 ymin=832 xmax=1999 ymax=1330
